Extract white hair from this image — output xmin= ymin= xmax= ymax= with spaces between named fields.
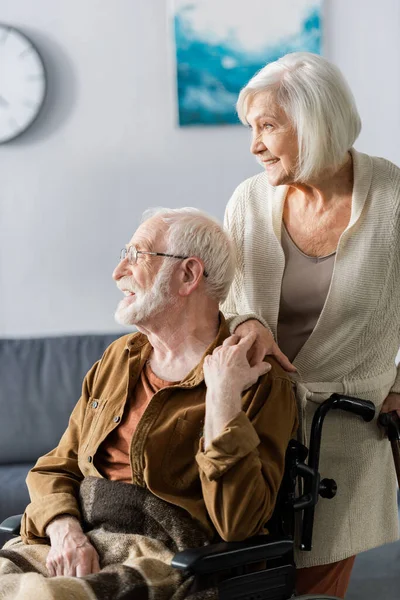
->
xmin=141 ymin=207 xmax=236 ymax=303
xmin=237 ymin=52 xmax=362 ymax=182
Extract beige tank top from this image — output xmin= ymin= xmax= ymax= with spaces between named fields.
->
xmin=277 ymin=223 xmax=336 ymax=362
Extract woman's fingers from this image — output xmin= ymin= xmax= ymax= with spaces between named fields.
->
xmin=242 ymin=361 xmax=272 ymax=391
xmin=222 ymin=334 xmax=240 ymax=346
xmin=237 ymin=331 xmax=258 ymax=348
xmin=247 ymin=341 xmax=266 ymax=366
xmin=273 ymin=346 xmax=297 ymax=372
xmin=228 ymin=320 xmax=297 ymax=372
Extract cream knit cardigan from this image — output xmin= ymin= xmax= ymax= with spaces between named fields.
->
xmin=222 ymin=148 xmax=400 ymax=567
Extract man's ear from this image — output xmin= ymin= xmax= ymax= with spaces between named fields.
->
xmin=178 ymin=257 xmax=205 ymax=297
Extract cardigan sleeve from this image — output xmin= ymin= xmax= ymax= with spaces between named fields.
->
xmin=221 ymin=182 xmax=272 ymax=335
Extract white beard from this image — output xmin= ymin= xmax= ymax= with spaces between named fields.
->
xmin=114 ymin=262 xmax=176 ymax=326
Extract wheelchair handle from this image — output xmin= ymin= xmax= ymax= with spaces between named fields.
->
xmin=300 ymin=393 xmax=375 ymax=551
xmin=307 ymin=394 xmax=375 ymax=473
xmin=329 ymin=393 xmax=376 ymax=422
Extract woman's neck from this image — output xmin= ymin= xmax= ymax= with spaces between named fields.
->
xmin=287 ymin=152 xmax=354 ymax=210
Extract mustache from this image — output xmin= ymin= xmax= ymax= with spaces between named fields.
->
xmin=117 ymin=276 xmax=142 ymax=294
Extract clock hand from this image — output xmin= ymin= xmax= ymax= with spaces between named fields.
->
xmin=0 ymin=95 xmax=9 ymax=108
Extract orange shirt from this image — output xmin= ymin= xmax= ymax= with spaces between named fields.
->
xmin=95 ymin=362 xmax=178 ymax=482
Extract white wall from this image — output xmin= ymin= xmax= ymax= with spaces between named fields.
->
xmin=0 ymin=0 xmax=399 ymax=337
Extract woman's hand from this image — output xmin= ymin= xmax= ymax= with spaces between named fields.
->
xmin=234 ymin=319 xmax=296 ymax=372
xmin=380 ymin=392 xmax=400 ymax=418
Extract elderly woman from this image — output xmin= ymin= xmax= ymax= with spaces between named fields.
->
xmin=222 ymin=52 xmax=400 ymax=598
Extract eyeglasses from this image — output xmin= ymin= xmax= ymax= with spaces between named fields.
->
xmin=120 ymin=245 xmax=188 ymax=264
xmin=119 ymin=245 xmax=208 ymax=277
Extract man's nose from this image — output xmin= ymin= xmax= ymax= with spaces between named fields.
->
xmin=112 ymin=258 xmax=131 ymax=281
xmin=250 ymin=131 xmax=266 ymax=155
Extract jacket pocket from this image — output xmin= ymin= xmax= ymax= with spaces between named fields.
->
xmin=80 ymin=397 xmax=108 ymax=453
xmin=162 ymin=417 xmax=203 ymax=489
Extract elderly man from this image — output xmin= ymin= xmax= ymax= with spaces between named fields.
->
xmin=0 ymin=208 xmax=297 ymax=600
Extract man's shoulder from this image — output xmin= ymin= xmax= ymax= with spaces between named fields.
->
xmin=259 ymin=357 xmax=297 ymax=425
xmin=245 ymin=355 xmax=294 ymax=404
xmin=243 ymin=355 xmax=297 ymax=432
xmin=263 ymin=356 xmax=293 ymax=384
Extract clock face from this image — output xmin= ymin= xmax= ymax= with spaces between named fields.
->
xmin=0 ymin=24 xmax=46 ymax=143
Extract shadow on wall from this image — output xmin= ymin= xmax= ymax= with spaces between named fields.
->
xmin=4 ymin=26 xmax=77 ymax=146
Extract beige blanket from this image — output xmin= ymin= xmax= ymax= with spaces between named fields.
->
xmin=0 ymin=477 xmax=218 ymax=600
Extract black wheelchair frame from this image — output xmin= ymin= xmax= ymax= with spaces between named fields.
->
xmin=0 ymin=393 xmax=381 ymax=600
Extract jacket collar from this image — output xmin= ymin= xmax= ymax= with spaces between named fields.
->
xmin=124 ymin=312 xmax=230 ymax=387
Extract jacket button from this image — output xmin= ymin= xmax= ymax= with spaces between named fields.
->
xmin=91 ymin=401 xmax=98 ymax=409
xmin=88 ymin=456 xmax=93 ymax=463
xmin=113 ymin=416 xmax=121 ymax=423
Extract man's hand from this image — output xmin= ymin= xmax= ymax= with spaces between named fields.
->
xmin=234 ymin=320 xmax=296 ymax=372
xmin=203 ymin=333 xmax=271 ymax=447
xmin=204 ymin=333 xmax=271 ymax=396
xmin=46 ymin=516 xmax=100 ymax=577
xmin=380 ymin=392 xmax=400 ymax=418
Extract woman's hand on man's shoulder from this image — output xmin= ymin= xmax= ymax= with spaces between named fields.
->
xmin=234 ymin=319 xmax=296 ymax=372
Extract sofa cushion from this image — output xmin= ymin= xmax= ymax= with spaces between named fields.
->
xmin=0 ymin=334 xmax=122 ymax=464
xmin=0 ymin=463 xmax=32 ymax=522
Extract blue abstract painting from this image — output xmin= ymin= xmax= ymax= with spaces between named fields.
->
xmin=172 ymin=0 xmax=323 ymax=126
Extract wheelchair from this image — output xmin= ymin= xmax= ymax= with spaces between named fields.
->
xmin=0 ymin=393 xmax=382 ymax=600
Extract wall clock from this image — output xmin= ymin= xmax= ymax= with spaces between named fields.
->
xmin=0 ymin=24 xmax=47 ymax=143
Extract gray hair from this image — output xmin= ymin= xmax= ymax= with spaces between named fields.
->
xmin=237 ymin=52 xmax=362 ymax=182
xmin=141 ymin=207 xmax=236 ymax=303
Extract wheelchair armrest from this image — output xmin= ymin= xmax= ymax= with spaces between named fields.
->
xmin=171 ymin=534 xmax=293 ymax=574
xmin=0 ymin=514 xmax=23 ymax=535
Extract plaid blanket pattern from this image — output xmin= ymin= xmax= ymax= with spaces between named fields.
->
xmin=0 ymin=477 xmax=218 ymax=600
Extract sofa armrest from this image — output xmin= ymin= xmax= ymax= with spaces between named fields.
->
xmin=0 ymin=514 xmax=23 ymax=535
xmin=171 ymin=535 xmax=293 ymax=574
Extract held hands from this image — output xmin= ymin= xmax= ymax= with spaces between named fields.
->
xmin=234 ymin=320 xmax=296 ymax=372
xmin=46 ymin=516 xmax=100 ymax=577
xmin=203 ymin=333 xmax=271 ymax=397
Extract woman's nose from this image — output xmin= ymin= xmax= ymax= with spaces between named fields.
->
xmin=250 ymin=131 xmax=266 ymax=155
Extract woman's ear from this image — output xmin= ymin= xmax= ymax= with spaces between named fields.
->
xmin=178 ymin=257 xmax=205 ymax=296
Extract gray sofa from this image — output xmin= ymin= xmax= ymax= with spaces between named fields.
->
xmin=0 ymin=333 xmax=122 ymax=544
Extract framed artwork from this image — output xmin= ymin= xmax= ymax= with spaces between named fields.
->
xmin=171 ymin=0 xmax=323 ymax=126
